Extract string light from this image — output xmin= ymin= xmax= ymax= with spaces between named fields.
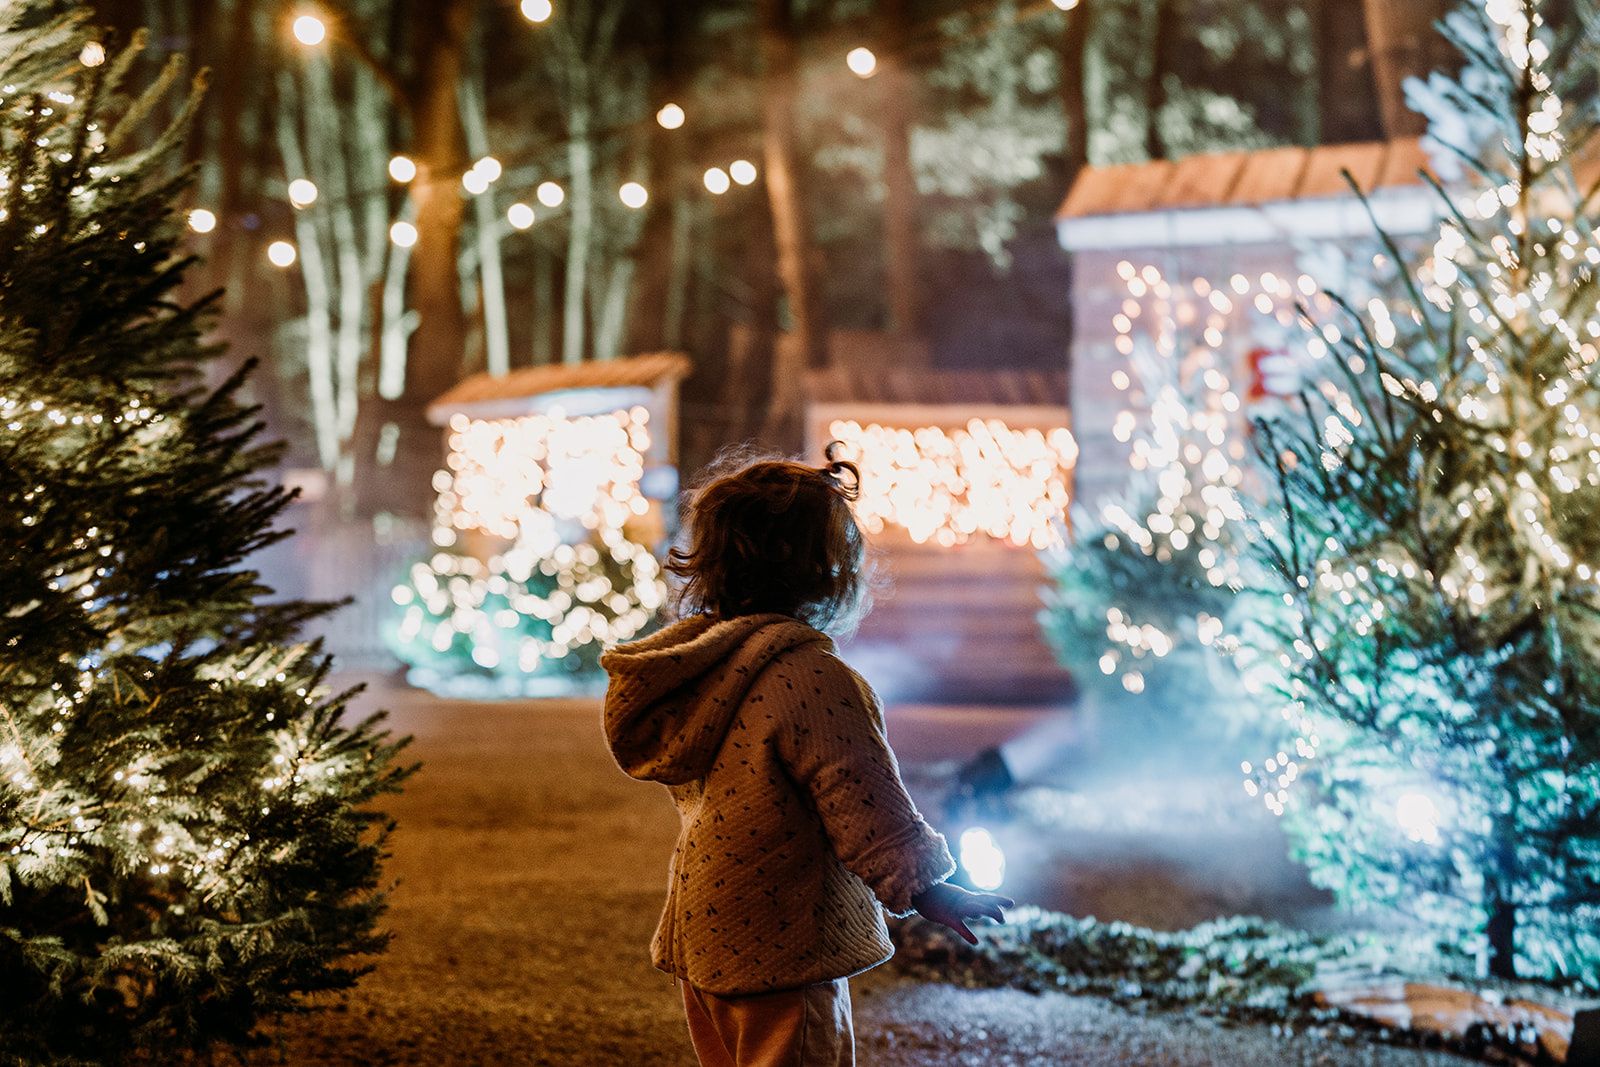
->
xmin=729 ymin=159 xmax=757 ymax=186
xmin=462 ymin=169 xmax=490 ymax=195
xmin=291 ymin=12 xmax=326 ymax=46
xmin=266 ymin=240 xmax=297 ymax=268
xmin=656 ymin=103 xmax=685 ymax=130
xmin=703 ymin=167 xmax=730 ymax=195
xmin=79 ymin=41 xmax=106 ymax=67
xmin=519 ymin=0 xmax=553 ymax=23
xmin=536 ymin=181 xmax=565 ymax=208
xmin=1052 ymin=0 xmax=1081 ymax=8
xmin=507 ymin=202 xmax=535 ymax=230
xmin=287 ymin=178 xmax=318 ymax=208
xmin=846 ymin=46 xmax=877 ymax=78
xmin=186 ymin=208 xmax=217 ymax=234
xmin=473 ymin=156 xmax=502 ymax=183
xmin=618 ymin=181 xmax=648 ymax=209
xmin=828 ymin=418 xmax=1078 ymax=549
xmin=387 ymin=154 xmax=416 ymax=183
xmin=388 ymin=220 xmax=418 ymax=248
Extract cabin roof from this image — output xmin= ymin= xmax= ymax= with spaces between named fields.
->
xmin=429 ymin=352 xmax=692 ymax=420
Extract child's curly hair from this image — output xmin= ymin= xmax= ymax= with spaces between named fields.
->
xmin=667 ymin=444 xmax=871 ymax=634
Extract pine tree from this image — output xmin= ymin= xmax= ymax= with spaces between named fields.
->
xmin=0 ymin=15 xmax=409 ymax=1061
xmin=1040 ymin=301 xmax=1246 ymax=721
xmin=1239 ymin=0 xmax=1600 ymax=982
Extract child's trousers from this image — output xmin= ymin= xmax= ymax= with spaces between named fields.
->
xmin=680 ymin=978 xmax=854 ymax=1067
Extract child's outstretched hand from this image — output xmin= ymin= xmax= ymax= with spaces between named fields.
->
xmin=911 ymin=881 xmax=1014 ymax=945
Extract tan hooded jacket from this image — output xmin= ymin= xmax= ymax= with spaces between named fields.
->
xmin=601 ymin=613 xmax=955 ymax=996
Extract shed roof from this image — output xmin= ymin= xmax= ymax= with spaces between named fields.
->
xmin=429 ymin=352 xmax=692 ymax=420
xmin=1058 ymin=138 xmax=1434 ymax=221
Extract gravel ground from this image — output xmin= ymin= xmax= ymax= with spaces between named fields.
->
xmin=260 ymin=685 xmax=1471 ymax=1066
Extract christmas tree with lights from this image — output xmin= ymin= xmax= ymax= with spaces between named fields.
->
xmin=1239 ymin=0 xmax=1600 ymax=982
xmin=388 ymin=407 xmax=665 ymax=696
xmin=1040 ymin=296 xmax=1248 ymax=721
xmin=0 ymin=16 xmax=408 ymax=1061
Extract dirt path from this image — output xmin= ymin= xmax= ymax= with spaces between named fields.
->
xmin=264 ymin=686 xmax=1470 ymax=1066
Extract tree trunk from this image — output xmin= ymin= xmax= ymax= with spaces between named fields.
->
xmin=1316 ymin=0 xmax=1383 ymax=143
xmin=880 ymin=0 xmax=921 ymax=340
xmin=459 ymin=69 xmax=510 ymax=376
xmin=1144 ymin=0 xmax=1172 ymax=161
xmin=562 ymin=97 xmax=595 ymax=365
xmin=758 ymin=0 xmax=827 ymax=436
xmin=1361 ymin=0 xmax=1450 ymax=138
xmin=1057 ymin=0 xmax=1091 ymax=180
xmin=402 ymin=0 xmax=470 ymax=403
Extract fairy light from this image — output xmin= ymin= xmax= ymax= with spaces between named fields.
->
xmin=507 ymin=202 xmax=536 ymax=230
xmin=186 ymin=208 xmax=217 ymax=234
xmin=388 ymin=220 xmax=418 ymax=248
xmin=473 ymin=156 xmax=502 ymax=183
xmin=536 ymin=181 xmax=565 ymax=208
xmin=287 ymin=177 xmax=318 ymax=208
xmin=729 ymin=159 xmax=758 ymax=186
xmin=618 ymin=181 xmax=648 ymax=209
xmin=462 ymin=169 xmax=490 ymax=195
xmin=846 ymin=47 xmax=877 ymax=78
xmin=656 ymin=103 xmax=685 ymax=130
xmin=387 ymin=154 xmax=417 ymax=183
xmin=291 ymin=12 xmax=326 ymax=46
xmin=827 ymin=418 xmax=1078 ymax=549
xmin=79 ymin=42 xmax=106 ymax=67
xmin=703 ymin=167 xmax=730 ymax=195
xmin=520 ymin=0 xmax=554 ymax=22
xmin=266 ymin=240 xmax=297 ymax=268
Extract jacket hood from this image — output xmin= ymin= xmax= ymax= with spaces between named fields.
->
xmin=602 ymin=613 xmax=829 ymax=785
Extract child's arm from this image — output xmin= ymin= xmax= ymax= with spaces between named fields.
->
xmin=769 ymin=651 xmax=959 ymax=916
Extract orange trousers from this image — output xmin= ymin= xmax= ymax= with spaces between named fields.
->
xmin=680 ymin=979 xmax=854 ymax=1067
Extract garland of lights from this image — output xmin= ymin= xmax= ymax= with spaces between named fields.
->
xmin=826 ymin=417 xmax=1078 ymax=549
xmin=389 ymin=406 xmax=665 ymax=695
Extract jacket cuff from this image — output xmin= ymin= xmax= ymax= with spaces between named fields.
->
xmin=875 ymin=824 xmax=956 ymax=918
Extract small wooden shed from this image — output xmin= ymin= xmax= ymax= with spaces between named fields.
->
xmin=1056 ymin=138 xmax=1442 ymax=509
xmin=805 ymin=365 xmax=1078 ymax=706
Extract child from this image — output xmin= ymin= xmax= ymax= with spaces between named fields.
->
xmin=603 ymin=449 xmax=1012 ymax=1067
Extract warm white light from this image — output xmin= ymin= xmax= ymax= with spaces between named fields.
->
xmin=827 ymin=418 xmax=1077 ymax=548
xmin=846 ymin=46 xmax=877 ymax=77
xmin=729 ymin=159 xmax=757 ymax=186
xmin=507 ymin=202 xmax=536 ymax=230
xmin=473 ymin=156 xmax=502 ymax=183
xmin=959 ymin=827 xmax=1005 ymax=891
xmin=187 ymin=208 xmax=217 ymax=234
xmin=520 ymin=0 xmax=553 ymax=22
xmin=536 ymin=181 xmax=565 ymax=208
xmin=1051 ymin=0 xmax=1080 ymax=9
xmin=389 ymin=221 xmax=418 ymax=248
xmin=619 ymin=182 xmax=648 ymax=209
xmin=388 ymin=154 xmax=417 ymax=183
xmin=1396 ymin=792 xmax=1441 ymax=844
xmin=703 ymin=167 xmax=731 ymax=195
xmin=267 ymin=240 xmax=297 ymax=268
xmin=291 ymin=13 xmax=326 ymax=46
xmin=656 ymin=103 xmax=685 ymax=130
xmin=79 ymin=42 xmax=106 ymax=67
xmin=287 ymin=178 xmax=318 ymax=208
xmin=462 ymin=169 xmax=489 ymax=195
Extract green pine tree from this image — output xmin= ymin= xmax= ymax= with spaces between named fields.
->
xmin=0 ymin=15 xmax=410 ymax=1061
xmin=1239 ymin=0 xmax=1600 ymax=983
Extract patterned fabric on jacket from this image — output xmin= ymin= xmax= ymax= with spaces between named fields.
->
xmin=602 ymin=613 xmax=955 ymax=996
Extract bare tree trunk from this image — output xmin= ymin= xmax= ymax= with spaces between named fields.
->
xmin=1144 ymin=0 xmax=1173 ymax=161
xmin=1057 ymin=1 xmax=1091 ymax=179
xmin=403 ymin=0 xmax=472 ymax=404
xmin=758 ymin=0 xmax=828 ymax=436
xmin=564 ymin=101 xmax=595 ymax=364
xmin=880 ymin=0 xmax=921 ymax=340
xmin=1361 ymin=0 xmax=1450 ymax=138
xmin=1316 ymin=0 xmax=1382 ymax=143
xmin=662 ymin=197 xmax=693 ymax=351
xmin=533 ymin=238 xmax=555 ymax=363
xmin=459 ymin=69 xmax=510 ymax=376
